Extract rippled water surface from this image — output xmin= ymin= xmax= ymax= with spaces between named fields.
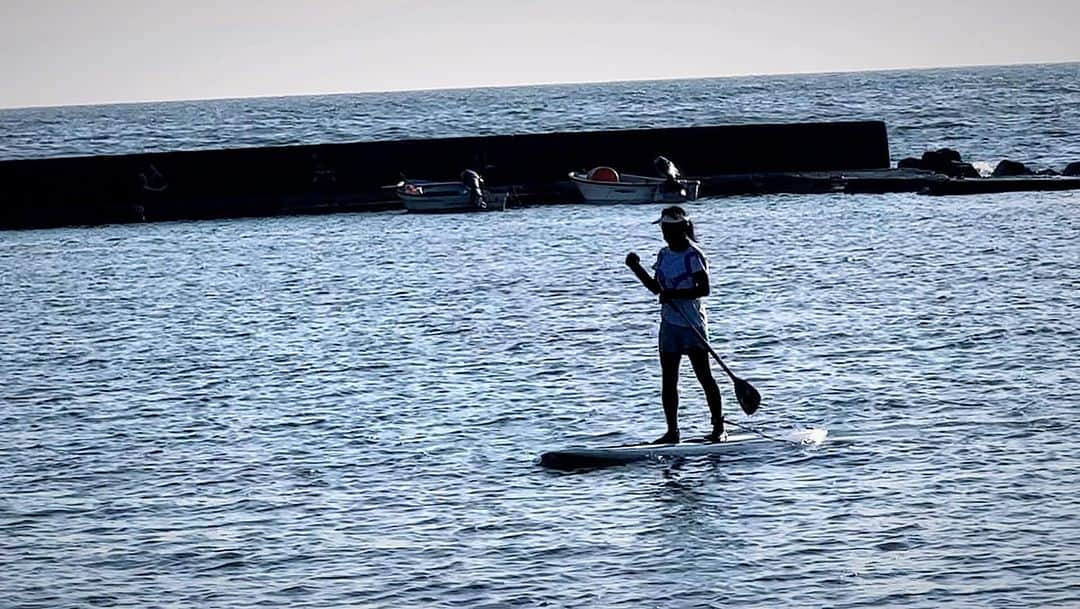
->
xmin=2 ymin=191 xmax=1078 ymax=607
xmin=2 ymin=63 xmax=1080 ymax=169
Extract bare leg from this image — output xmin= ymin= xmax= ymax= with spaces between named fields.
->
xmin=688 ymin=349 xmax=724 ymax=439
xmin=654 ymin=351 xmax=682 ymax=444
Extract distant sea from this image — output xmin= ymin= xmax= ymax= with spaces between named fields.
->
xmin=2 ymin=63 xmax=1079 ymax=172
xmin=1 ymin=64 xmax=1078 ymax=608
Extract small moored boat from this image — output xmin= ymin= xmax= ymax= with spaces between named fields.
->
xmin=396 ymin=170 xmax=505 ymax=213
xmin=569 ymin=157 xmax=701 ymax=203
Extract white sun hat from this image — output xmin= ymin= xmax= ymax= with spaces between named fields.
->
xmin=652 ymin=206 xmax=690 ymax=224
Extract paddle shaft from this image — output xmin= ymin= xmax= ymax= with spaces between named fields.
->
xmin=666 ymin=300 xmax=737 ymax=382
xmin=664 ymin=296 xmax=762 ymax=416
xmin=721 ymin=418 xmax=792 ymax=444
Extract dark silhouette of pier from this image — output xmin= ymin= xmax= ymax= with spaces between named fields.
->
xmin=1 ymin=120 xmax=1077 ymax=230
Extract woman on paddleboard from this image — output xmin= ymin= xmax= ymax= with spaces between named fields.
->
xmin=625 ymin=206 xmax=724 ymax=444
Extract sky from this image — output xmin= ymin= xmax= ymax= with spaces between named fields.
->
xmin=1 ymin=0 xmax=1078 ymax=109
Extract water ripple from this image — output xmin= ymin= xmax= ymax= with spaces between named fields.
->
xmin=2 ymin=64 xmax=1079 ymax=171
xmin=2 ymin=188 xmax=1078 ymax=605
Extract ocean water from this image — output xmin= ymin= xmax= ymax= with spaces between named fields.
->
xmin=2 ymin=63 xmax=1080 ymax=171
xmin=2 ymin=66 xmax=1080 ymax=608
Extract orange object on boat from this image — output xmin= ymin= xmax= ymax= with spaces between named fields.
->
xmin=587 ymin=166 xmax=620 ymax=182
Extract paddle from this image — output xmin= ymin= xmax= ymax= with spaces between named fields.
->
xmin=722 ymin=418 xmax=783 ymax=442
xmin=667 ymin=303 xmax=761 ymax=416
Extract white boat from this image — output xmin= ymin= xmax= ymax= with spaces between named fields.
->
xmin=395 ymin=179 xmax=505 ymax=214
xmin=569 ymin=166 xmax=701 ymax=203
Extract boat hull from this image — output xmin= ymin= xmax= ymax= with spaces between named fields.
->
xmin=569 ymin=171 xmax=701 ymax=203
xmin=396 ymin=181 xmax=503 ymax=213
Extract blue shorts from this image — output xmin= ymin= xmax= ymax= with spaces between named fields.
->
xmin=659 ymin=320 xmax=707 ymax=354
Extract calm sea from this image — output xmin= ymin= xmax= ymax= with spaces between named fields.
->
xmin=1 ymin=65 xmax=1078 ymax=608
xmin=2 ymin=63 xmax=1080 ymax=171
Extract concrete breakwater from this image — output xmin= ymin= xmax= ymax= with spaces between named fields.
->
xmin=0 ymin=121 xmax=888 ymax=229
xmin=3 ymin=119 xmax=1078 ymax=230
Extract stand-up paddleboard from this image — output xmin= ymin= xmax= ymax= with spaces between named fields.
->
xmin=539 ymin=428 xmax=827 ymax=470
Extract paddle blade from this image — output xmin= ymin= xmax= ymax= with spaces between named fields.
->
xmin=733 ymin=376 xmax=761 ymax=415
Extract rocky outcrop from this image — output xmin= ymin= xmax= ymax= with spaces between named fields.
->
xmin=897 ymin=148 xmax=979 ymax=178
xmin=949 ymin=163 xmax=981 ymax=179
xmin=992 ymin=159 xmax=1034 ymax=177
xmin=923 ymin=148 xmax=962 ymax=166
xmin=1063 ymin=162 xmax=1080 ymax=177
